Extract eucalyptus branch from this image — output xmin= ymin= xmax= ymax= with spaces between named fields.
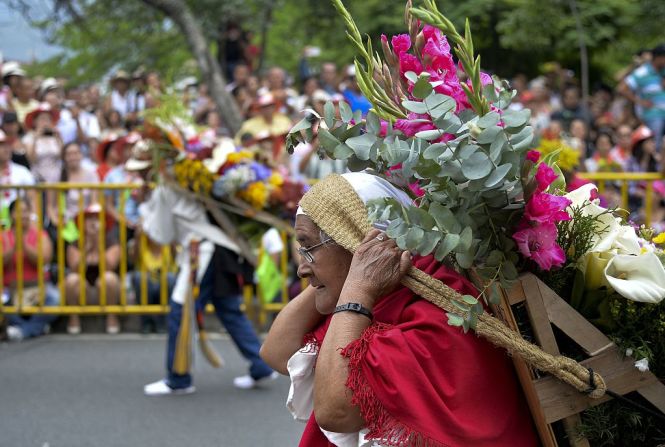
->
xmin=410 ymin=1 xmax=490 ymax=116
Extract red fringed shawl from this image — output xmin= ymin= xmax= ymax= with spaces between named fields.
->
xmin=298 ymin=255 xmax=538 ymax=447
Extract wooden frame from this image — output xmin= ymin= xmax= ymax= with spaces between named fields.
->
xmin=493 ymin=273 xmax=665 ymax=446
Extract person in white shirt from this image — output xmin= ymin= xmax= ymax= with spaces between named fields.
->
xmin=0 ymin=130 xmax=37 ymax=216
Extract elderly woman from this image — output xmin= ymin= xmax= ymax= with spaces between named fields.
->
xmin=261 ymin=173 xmax=537 ymax=447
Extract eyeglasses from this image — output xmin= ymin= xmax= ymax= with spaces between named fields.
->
xmin=298 ymin=237 xmax=332 ymax=263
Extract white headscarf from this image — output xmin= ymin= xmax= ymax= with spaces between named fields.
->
xmin=296 ymin=172 xmax=412 ymax=216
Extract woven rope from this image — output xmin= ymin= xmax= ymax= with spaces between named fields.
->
xmin=300 ymin=174 xmax=606 ymax=399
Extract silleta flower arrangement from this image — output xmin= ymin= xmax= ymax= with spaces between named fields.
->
xmin=287 ymin=0 xmax=665 ymax=443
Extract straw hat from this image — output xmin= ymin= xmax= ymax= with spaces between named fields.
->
xmin=24 ymin=103 xmax=60 ymax=130
xmin=125 ymin=139 xmax=153 ymax=171
xmin=111 ymin=70 xmax=131 ymax=82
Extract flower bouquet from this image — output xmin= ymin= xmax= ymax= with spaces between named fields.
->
xmin=142 ymin=96 xmax=306 ymax=259
xmin=286 ymin=1 xmax=665 ymax=444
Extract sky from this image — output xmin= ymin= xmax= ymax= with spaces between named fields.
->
xmin=0 ymin=1 xmax=62 ymax=63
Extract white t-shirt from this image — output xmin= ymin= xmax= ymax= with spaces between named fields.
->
xmin=0 ymin=162 xmax=36 ymax=206
xmin=262 ymin=227 xmax=284 ymax=255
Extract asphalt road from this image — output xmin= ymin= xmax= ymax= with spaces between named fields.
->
xmin=0 ymin=334 xmax=302 ymax=447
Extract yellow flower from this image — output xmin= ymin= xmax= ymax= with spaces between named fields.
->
xmin=268 ymin=172 xmax=284 ymax=187
xmin=238 ymin=181 xmax=269 ymax=209
xmin=653 ymin=232 xmax=665 ymax=245
xmin=535 ymin=139 xmax=580 ymax=171
xmin=227 ymin=150 xmax=254 ymax=164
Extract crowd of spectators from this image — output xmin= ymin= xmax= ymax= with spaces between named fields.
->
xmin=0 ymin=40 xmax=664 ymax=340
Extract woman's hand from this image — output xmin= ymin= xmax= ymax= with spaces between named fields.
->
xmin=341 ymin=229 xmax=411 ymax=306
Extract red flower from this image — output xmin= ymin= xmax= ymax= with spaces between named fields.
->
xmin=391 ymin=34 xmax=411 ymax=55
xmin=526 ymin=150 xmax=540 ymax=163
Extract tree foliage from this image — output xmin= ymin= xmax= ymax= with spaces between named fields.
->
xmin=11 ymin=0 xmax=665 ymax=87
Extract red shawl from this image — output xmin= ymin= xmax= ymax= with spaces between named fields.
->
xmin=299 ymin=255 xmax=538 ymax=447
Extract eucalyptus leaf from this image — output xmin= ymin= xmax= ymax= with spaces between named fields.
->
xmin=333 ymin=143 xmax=354 ymax=159
xmin=423 ymin=143 xmax=447 ymax=160
xmin=405 ymin=227 xmax=425 ymax=250
xmin=456 ymin=143 xmax=479 ymax=160
xmin=447 ymin=313 xmax=464 ymax=327
xmin=459 ymin=226 xmax=473 ymax=251
xmin=502 ymin=109 xmax=531 ymax=128
xmin=407 ymin=206 xmax=436 ymax=230
xmin=502 ymin=261 xmax=518 ymax=280
xmin=386 ymin=220 xmax=407 ymax=239
xmin=456 ymin=251 xmax=474 ymax=269
xmin=476 ymin=125 xmax=502 ymax=144
xmin=425 ymin=94 xmax=456 ymax=119
xmin=339 ymin=101 xmax=353 ymax=123
xmin=434 ymin=114 xmax=462 ymax=133
xmin=404 ymin=71 xmax=418 ymax=84
xmin=318 ymin=128 xmax=341 ymax=151
xmin=417 ymin=231 xmax=441 ymax=255
xmin=345 ymin=133 xmax=377 ymax=160
xmin=290 ymin=117 xmax=311 ymax=134
xmin=477 ymin=111 xmax=500 ymax=129
xmin=323 ymin=102 xmax=335 ymax=130
xmin=462 ymin=294 xmax=478 ymax=305
xmin=402 ymin=100 xmax=429 ymax=114
xmin=413 ymin=78 xmax=434 ymax=99
xmin=489 ymin=132 xmax=508 ymax=162
xmin=435 ymin=233 xmax=460 ymax=260
xmin=429 ymin=203 xmax=460 ymax=233
xmin=483 ymin=163 xmax=512 ymax=188
xmin=346 ymin=154 xmax=371 ymax=171
xmin=482 ymin=83 xmax=499 ymax=103
xmin=366 ymin=112 xmax=380 ymax=135
xmin=461 ymin=152 xmax=493 ymax=180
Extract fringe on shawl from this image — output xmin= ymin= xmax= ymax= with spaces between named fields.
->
xmin=340 ymin=323 xmax=451 ymax=447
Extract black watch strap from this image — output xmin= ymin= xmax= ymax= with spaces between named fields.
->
xmin=333 ymin=302 xmax=373 ymax=320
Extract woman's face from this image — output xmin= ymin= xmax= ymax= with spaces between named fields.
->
xmin=64 ymin=144 xmax=82 ymax=169
xmin=295 ymin=215 xmax=353 ymax=314
xmin=34 ymin=112 xmax=53 ymax=130
xmin=11 ymin=201 xmax=31 ymax=230
xmin=596 ymin=135 xmax=612 ymax=155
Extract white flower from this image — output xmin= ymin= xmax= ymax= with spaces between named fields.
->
xmin=625 ymin=348 xmax=634 ymax=357
xmin=634 ymin=358 xmax=650 ymax=372
xmin=604 ymin=252 xmax=665 ymax=303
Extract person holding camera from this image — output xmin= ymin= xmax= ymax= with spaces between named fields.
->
xmin=22 ymin=103 xmax=63 ymax=183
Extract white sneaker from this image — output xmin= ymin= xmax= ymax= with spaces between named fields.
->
xmin=233 ymin=371 xmax=279 ymax=390
xmin=144 ymin=379 xmax=196 ymax=396
xmin=7 ymin=326 xmax=23 ymax=341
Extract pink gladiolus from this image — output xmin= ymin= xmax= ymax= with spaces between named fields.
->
xmin=513 ymin=223 xmax=566 ymax=270
xmin=526 ymin=150 xmax=540 ymax=163
xmin=524 ymin=192 xmax=572 ymax=224
xmin=394 ymin=113 xmax=437 ymax=137
xmin=391 ymin=34 xmax=411 ymax=55
xmin=398 ymin=53 xmax=423 ymax=75
xmin=535 ymin=162 xmax=558 ymax=192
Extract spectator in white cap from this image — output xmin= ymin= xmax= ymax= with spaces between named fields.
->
xmin=104 ymin=70 xmax=133 ymax=119
xmin=1 ymin=61 xmax=26 ymax=100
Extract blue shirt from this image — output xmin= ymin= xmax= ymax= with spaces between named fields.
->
xmin=104 ymin=166 xmax=140 ymax=225
xmin=625 ymin=63 xmax=665 ymax=120
xmin=342 ymin=89 xmax=372 ymax=116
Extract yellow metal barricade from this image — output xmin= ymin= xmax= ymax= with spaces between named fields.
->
xmin=0 ymin=183 xmax=172 ymax=316
xmin=577 ymin=172 xmax=664 ymax=227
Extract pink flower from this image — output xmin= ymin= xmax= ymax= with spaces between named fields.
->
xmin=422 ymin=25 xmax=446 ymax=50
xmin=379 ymin=120 xmax=388 ymax=137
xmin=422 ymin=38 xmax=455 ymax=74
xmin=394 ymin=113 xmax=436 ymax=137
xmin=535 ymin=163 xmax=558 ymax=192
xmin=409 ymin=181 xmax=425 ymax=197
xmin=513 ymin=223 xmax=566 ymax=270
xmin=398 ymin=52 xmax=423 ymax=75
xmin=526 ymin=150 xmax=540 ymax=163
xmin=391 ymin=34 xmax=411 ymax=55
xmin=524 ymin=192 xmax=571 ymax=224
